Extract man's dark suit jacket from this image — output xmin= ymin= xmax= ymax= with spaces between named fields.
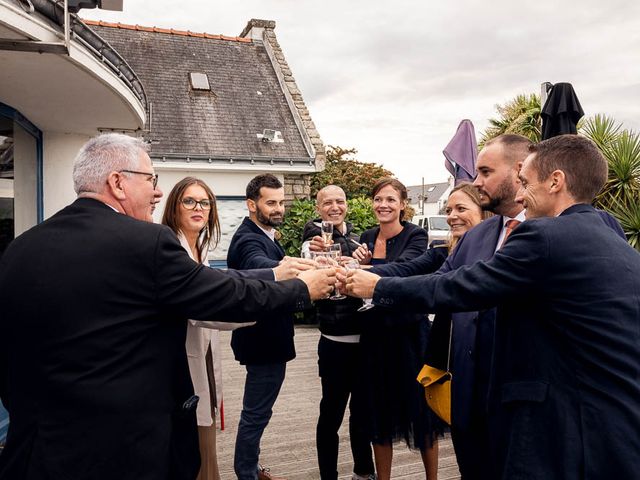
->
xmin=374 ymin=204 xmax=640 ymax=479
xmin=0 ymin=199 xmax=311 ymax=480
xmin=371 ymin=209 xmax=626 ymax=431
xmin=227 ymin=217 xmax=295 ymax=365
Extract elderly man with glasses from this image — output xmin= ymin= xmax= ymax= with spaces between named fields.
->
xmin=0 ymin=133 xmax=335 ymax=480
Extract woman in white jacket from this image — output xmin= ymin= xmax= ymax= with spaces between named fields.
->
xmin=162 ymin=177 xmax=223 ymax=480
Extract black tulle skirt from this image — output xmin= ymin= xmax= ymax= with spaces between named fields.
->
xmin=358 ymin=314 xmax=446 ymax=450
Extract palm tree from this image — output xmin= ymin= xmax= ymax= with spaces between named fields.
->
xmin=479 ymin=94 xmax=541 ymax=147
xmin=481 ymin=94 xmax=639 ymax=250
xmin=581 ymin=115 xmax=640 ymax=250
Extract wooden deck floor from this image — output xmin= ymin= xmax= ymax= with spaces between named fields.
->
xmin=216 ymin=327 xmax=461 ymax=479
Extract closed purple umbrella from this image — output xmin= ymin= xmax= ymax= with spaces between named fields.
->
xmin=443 ymin=119 xmax=478 ymax=185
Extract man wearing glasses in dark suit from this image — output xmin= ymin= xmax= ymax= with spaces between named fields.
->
xmin=0 ymin=134 xmax=335 ymax=480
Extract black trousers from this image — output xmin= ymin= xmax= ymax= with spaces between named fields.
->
xmin=316 ymin=336 xmax=374 ymax=480
xmin=451 ymin=397 xmax=495 ymax=480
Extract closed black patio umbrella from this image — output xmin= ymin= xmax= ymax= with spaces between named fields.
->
xmin=541 ymin=82 xmax=585 ymax=140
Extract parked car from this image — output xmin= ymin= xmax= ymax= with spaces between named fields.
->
xmin=411 ymin=215 xmax=450 ymax=245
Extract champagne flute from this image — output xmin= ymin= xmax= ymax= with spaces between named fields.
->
xmin=321 ymin=221 xmax=333 ymax=249
xmin=343 ymin=259 xmax=375 ymax=312
xmin=311 ymin=251 xmax=331 ymax=268
xmin=327 ymin=244 xmax=345 ymax=300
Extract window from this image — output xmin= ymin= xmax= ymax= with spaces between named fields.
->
xmin=208 ymin=198 xmax=246 ymax=263
xmin=0 ymin=118 xmax=14 ymax=257
xmin=189 ymin=72 xmax=211 ymax=91
xmin=0 ymin=399 xmax=8 ymax=446
xmin=430 ymin=216 xmax=450 ymax=231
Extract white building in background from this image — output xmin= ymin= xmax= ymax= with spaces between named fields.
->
xmin=406 ymin=179 xmax=453 ymax=216
xmin=0 ymin=0 xmax=147 ymax=253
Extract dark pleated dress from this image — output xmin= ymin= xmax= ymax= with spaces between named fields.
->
xmin=359 ymin=237 xmax=447 ymax=451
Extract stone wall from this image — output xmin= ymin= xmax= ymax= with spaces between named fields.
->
xmin=283 ymin=173 xmax=311 ymax=204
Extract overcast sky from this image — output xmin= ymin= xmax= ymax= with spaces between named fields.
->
xmin=82 ymin=1 xmax=640 ymax=185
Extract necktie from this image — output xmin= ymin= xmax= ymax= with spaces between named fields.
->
xmin=499 ymin=219 xmax=521 ymax=249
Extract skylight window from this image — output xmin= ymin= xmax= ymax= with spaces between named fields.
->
xmin=189 ymin=72 xmax=211 ymax=91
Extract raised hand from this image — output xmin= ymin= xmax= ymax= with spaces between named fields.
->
xmin=298 ymin=268 xmax=337 ymax=301
xmin=345 ymin=268 xmax=381 ymax=299
xmin=352 ymin=242 xmax=372 ymax=264
xmin=308 ymin=235 xmax=329 ymax=252
xmin=273 ymin=256 xmax=318 ymax=281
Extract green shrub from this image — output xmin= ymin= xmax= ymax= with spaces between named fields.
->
xmin=345 ymin=196 xmax=378 ymax=233
xmin=279 ymin=199 xmax=317 ymax=256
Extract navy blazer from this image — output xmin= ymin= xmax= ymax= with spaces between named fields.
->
xmin=371 ymin=210 xmax=626 ymax=431
xmin=374 ymin=204 xmax=640 ymax=479
xmin=227 ymin=217 xmax=295 ymax=365
xmin=0 ymin=199 xmax=311 ymax=480
xmin=359 ymin=221 xmax=428 ymax=263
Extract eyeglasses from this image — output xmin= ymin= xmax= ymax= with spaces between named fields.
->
xmin=181 ymin=197 xmax=212 ymax=210
xmin=119 ymin=170 xmax=159 ymax=188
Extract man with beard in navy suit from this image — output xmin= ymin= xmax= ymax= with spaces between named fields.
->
xmin=227 ymin=174 xmax=297 ymax=480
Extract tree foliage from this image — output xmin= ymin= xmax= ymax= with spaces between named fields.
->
xmin=310 ymin=146 xmax=394 ymax=198
xmin=480 ymin=93 xmax=639 ymax=251
xmin=279 ymin=198 xmax=317 ymax=256
xmin=582 ymin=115 xmax=640 ymax=250
xmin=480 ymin=94 xmax=542 ymax=147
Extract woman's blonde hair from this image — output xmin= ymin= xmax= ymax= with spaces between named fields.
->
xmin=447 ymin=182 xmax=493 ymax=252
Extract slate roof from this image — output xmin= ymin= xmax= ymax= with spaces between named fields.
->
xmin=87 ymin=21 xmax=311 ymax=162
xmin=407 ymin=182 xmax=450 ymax=204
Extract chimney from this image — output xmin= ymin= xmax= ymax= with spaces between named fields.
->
xmin=239 ymin=19 xmax=276 ymax=41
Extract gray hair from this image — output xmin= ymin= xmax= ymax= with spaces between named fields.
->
xmin=72 ymin=133 xmax=149 ymax=194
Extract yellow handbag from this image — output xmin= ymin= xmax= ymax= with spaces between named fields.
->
xmin=418 ymin=364 xmax=451 ymax=425
xmin=417 ymin=319 xmax=453 ymax=425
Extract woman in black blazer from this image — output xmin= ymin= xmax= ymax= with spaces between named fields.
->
xmin=352 ymin=178 xmax=443 ymax=480
xmin=355 ymin=181 xmax=489 ymax=479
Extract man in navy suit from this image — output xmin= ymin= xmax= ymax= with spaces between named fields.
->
xmin=346 ymin=135 xmax=640 ymax=479
xmin=227 ymin=174 xmax=295 ymax=480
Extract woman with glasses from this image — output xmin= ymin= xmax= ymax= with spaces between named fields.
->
xmin=162 ymin=177 xmax=222 ymax=480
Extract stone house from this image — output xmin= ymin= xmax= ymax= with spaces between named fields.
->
xmin=87 ymin=18 xmax=325 ymax=260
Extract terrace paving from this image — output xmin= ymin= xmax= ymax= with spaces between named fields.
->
xmin=216 ymin=327 xmax=461 ymax=479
